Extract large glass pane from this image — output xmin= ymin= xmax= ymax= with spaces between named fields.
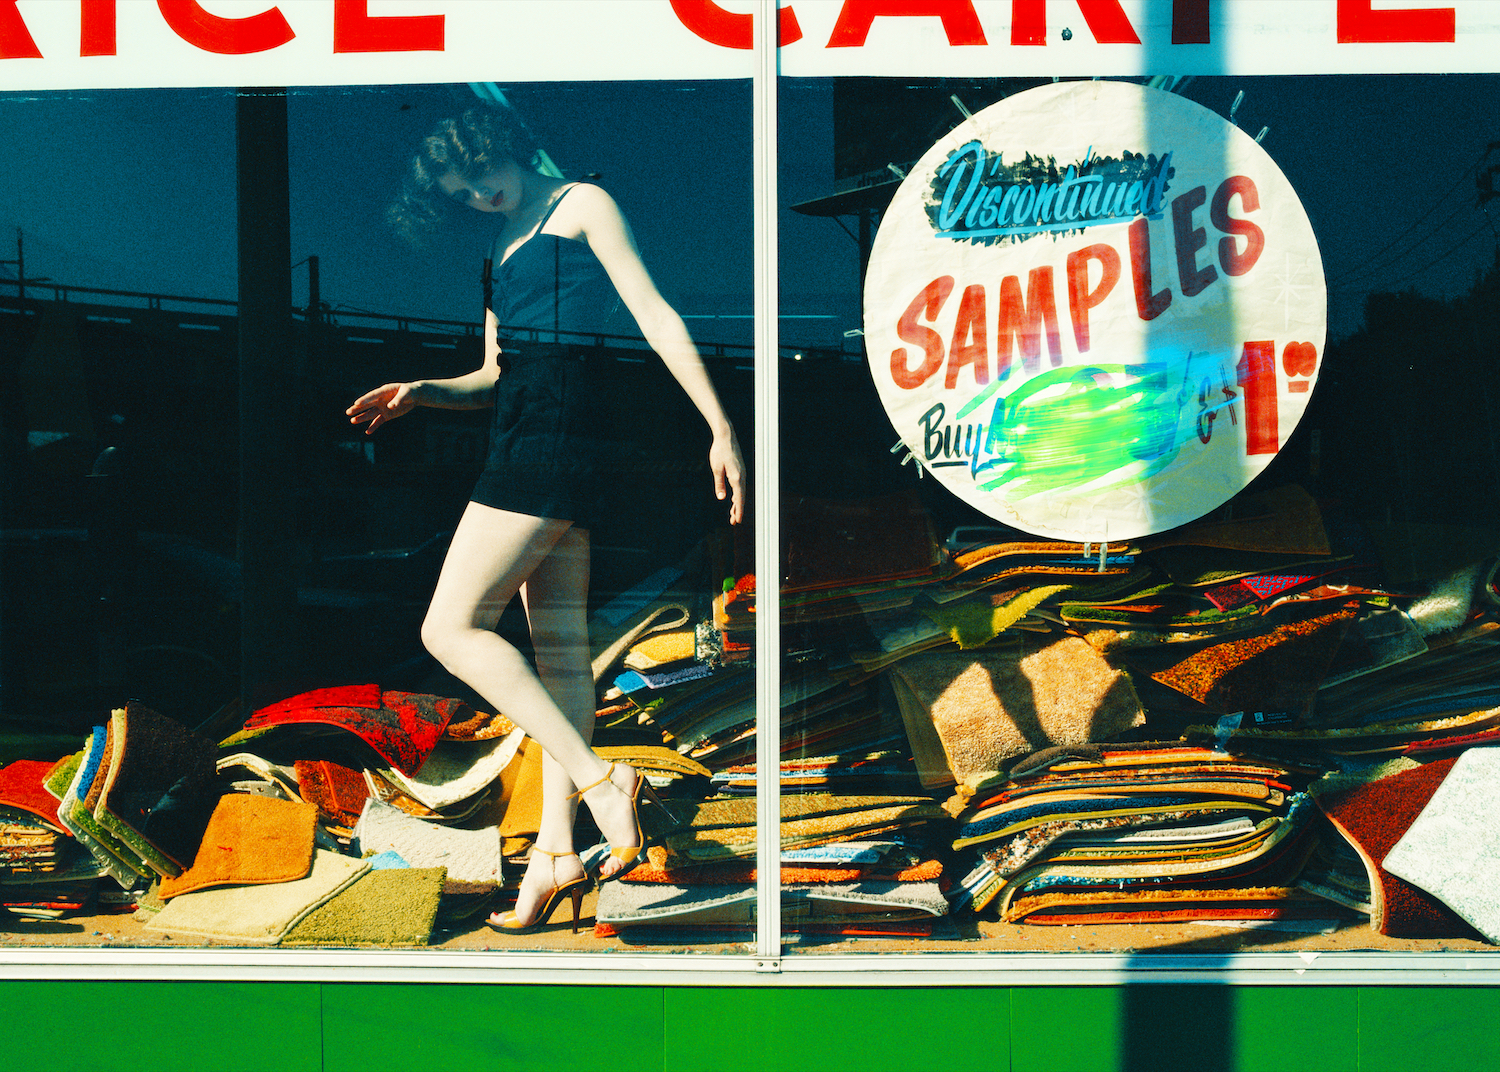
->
xmin=778 ymin=73 xmax=1500 ymax=956
xmin=0 ymin=79 xmax=754 ymax=954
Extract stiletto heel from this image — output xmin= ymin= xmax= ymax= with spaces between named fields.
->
xmin=637 ymin=778 xmax=676 ymax=825
xmin=487 ymin=849 xmax=592 ymax=934
xmin=572 ymin=761 xmax=653 ymax=882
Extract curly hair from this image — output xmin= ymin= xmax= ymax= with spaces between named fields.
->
xmin=387 ymin=108 xmax=541 ymax=246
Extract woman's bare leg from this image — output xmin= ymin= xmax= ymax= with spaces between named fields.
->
xmin=511 ymin=524 xmax=594 ymax=918
xmin=519 ymin=524 xmax=594 ymax=850
xmin=420 ymin=502 xmax=640 ymax=908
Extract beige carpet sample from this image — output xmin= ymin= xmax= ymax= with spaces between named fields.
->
xmin=888 ymin=637 xmax=1145 ymax=790
xmin=352 ymin=799 xmax=502 ymax=888
xmin=144 ymin=849 xmax=369 ymax=944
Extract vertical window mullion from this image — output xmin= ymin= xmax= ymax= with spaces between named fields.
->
xmin=753 ymin=0 xmax=782 ymax=964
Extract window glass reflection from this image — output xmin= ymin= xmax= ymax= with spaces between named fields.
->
xmin=0 ymin=81 xmax=754 ymax=953
xmin=778 ymin=75 xmax=1500 ymax=955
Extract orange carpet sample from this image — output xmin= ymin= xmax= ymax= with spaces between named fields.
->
xmin=158 ymin=794 xmax=317 ymax=899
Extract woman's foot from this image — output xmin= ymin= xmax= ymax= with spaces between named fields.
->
xmin=574 ymin=762 xmax=647 ymax=881
xmin=488 ymin=848 xmax=590 ymax=933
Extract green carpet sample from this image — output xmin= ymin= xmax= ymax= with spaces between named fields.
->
xmin=281 ymin=866 xmax=446 ymax=947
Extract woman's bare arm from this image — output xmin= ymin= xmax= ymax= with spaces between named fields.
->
xmin=567 ymin=185 xmax=746 ymax=522
xmin=347 ymin=308 xmax=503 ymax=433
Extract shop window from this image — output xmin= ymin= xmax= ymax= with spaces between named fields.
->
xmin=774 ymin=73 xmax=1500 ymax=956
xmin=3 ymin=23 xmax=1500 ymax=974
xmin=0 ymin=80 xmax=757 ymax=955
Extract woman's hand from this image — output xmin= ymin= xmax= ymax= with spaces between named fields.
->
xmin=347 ymin=382 xmax=419 ymax=434
xmin=710 ymin=426 xmax=746 ymax=526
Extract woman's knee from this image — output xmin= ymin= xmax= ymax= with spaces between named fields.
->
xmin=420 ymin=612 xmax=470 ymax=669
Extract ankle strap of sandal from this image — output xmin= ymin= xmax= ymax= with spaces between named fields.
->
xmin=569 ymin=762 xmax=617 ymax=800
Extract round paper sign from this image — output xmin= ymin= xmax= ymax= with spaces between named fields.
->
xmin=864 ymin=81 xmax=1325 ymax=542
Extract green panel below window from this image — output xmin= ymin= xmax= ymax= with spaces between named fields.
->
xmin=1 ymin=982 xmax=1500 ymax=1072
xmin=320 ymin=983 xmax=666 ymax=1072
xmin=0 ymin=980 xmax=323 ymax=1072
xmin=664 ymin=986 xmax=1010 ymax=1072
xmin=1357 ymin=987 xmax=1500 ymax=1072
xmin=1235 ymin=986 xmax=1360 ymax=1072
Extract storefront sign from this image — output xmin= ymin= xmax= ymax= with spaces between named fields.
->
xmin=864 ymin=80 xmax=1325 ymax=541
xmin=4 ymin=2 xmax=1498 ymax=89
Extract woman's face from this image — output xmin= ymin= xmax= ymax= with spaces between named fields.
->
xmin=436 ymin=158 xmax=526 ymax=215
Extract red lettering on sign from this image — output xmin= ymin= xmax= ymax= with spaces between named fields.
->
xmin=1210 ymin=175 xmax=1264 ymax=277
xmin=669 ymin=0 xmax=803 ymax=49
xmin=1237 ymin=340 xmax=1279 ymax=454
xmin=0 ymin=1 xmax=42 ymax=59
xmin=1066 ymin=243 xmax=1121 ymax=353
xmin=1011 ymin=0 xmax=1139 ymax=45
xmin=1282 ymin=341 xmax=1317 ymax=377
xmin=1011 ymin=0 xmax=1044 ymax=44
xmin=1074 ymin=0 xmax=1141 ymax=43
xmin=828 ymin=1 xmax=986 ymax=48
xmin=333 ymin=0 xmax=443 ymax=53
xmin=1336 ymin=0 xmax=1454 ymax=43
xmin=892 ymin=277 xmax=954 ymax=389
xmin=156 ymin=0 xmax=295 ymax=54
xmin=996 ymin=267 xmax=1062 ymax=376
xmin=1128 ymin=218 xmax=1172 ymax=321
xmin=81 ymin=0 xmax=116 ymax=56
xmin=1172 ymin=185 xmax=1218 ymax=298
xmin=946 ymin=284 xmax=990 ymax=388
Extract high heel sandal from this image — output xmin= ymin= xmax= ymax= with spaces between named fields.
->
xmin=487 ymin=849 xmax=591 ymax=935
xmin=572 ymin=761 xmax=668 ymax=882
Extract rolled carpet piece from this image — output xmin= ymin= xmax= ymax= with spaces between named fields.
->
xmin=441 ymin=708 xmax=516 ymax=742
xmin=0 ymin=760 xmax=68 ymax=831
xmin=241 ymin=686 xmax=466 ymax=776
xmin=382 ymin=728 xmax=525 ymax=811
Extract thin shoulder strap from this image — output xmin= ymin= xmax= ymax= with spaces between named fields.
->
xmin=535 ymin=180 xmax=591 ymax=231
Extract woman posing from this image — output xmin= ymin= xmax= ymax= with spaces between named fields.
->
xmin=348 ymin=109 xmax=745 ymax=933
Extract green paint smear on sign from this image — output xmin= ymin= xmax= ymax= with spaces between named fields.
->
xmin=976 ymin=362 xmax=1190 ymax=499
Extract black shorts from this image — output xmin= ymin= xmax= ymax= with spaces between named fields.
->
xmin=469 ymin=343 xmax=620 ymax=531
